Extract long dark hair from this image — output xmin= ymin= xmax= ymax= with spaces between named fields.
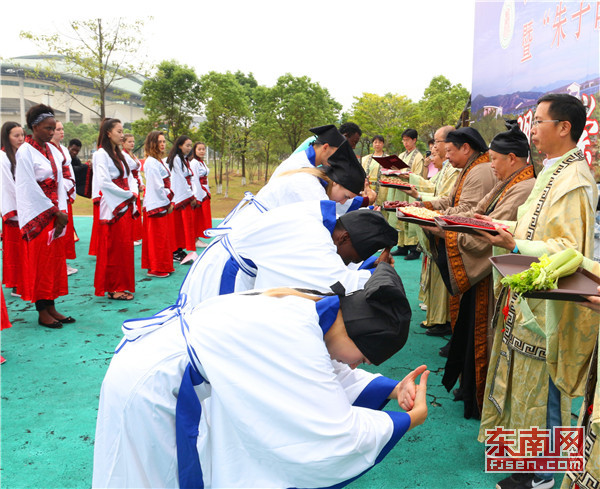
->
xmin=1 ymin=121 xmax=21 ymax=177
xmin=166 ymin=135 xmax=192 ymax=172
xmin=97 ymin=118 xmax=130 ymax=178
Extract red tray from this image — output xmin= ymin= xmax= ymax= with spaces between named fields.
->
xmin=434 ymin=217 xmax=508 ymax=236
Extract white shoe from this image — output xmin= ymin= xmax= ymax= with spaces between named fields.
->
xmin=133 ymin=240 xmax=142 ymax=246
xmin=196 ymin=239 xmax=209 ymax=248
xmin=419 ymin=303 xmax=428 ymax=311
xmin=180 ymin=251 xmax=198 ymax=265
xmin=67 ymin=265 xmax=78 ymax=276
xmin=10 ymin=288 xmax=21 ymax=298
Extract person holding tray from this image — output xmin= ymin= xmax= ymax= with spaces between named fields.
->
xmin=472 ymin=94 xmax=597 ymax=489
xmin=362 ymin=135 xmax=387 ymax=204
xmin=421 ymin=125 xmax=535 ymax=420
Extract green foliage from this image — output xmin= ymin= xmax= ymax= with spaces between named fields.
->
xmin=350 ymin=92 xmax=417 ymax=154
xmin=415 ymin=75 xmax=470 ymax=140
xmin=270 ymin=74 xmax=342 ymax=152
xmin=62 ymin=122 xmax=99 ymax=159
xmin=140 ymin=60 xmax=202 ymax=142
xmin=20 ymin=18 xmax=148 ymax=120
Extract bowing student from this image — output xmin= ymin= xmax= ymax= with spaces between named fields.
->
xmin=92 ymin=263 xmax=427 ymax=489
xmin=121 ymin=134 xmax=144 ymax=245
xmin=141 ymin=131 xmax=174 ymax=278
xmin=15 ymin=104 xmax=72 ymax=328
xmin=92 ymin=119 xmax=138 ymax=301
xmin=1 ymin=122 xmax=26 ymax=297
xmin=189 ymin=142 xmax=211 ymax=248
xmin=180 ymin=199 xmax=399 ymax=305
xmin=166 ymin=135 xmax=196 ymax=263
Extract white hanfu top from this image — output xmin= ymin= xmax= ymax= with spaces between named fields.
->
xmin=15 ymin=141 xmax=67 ymax=241
xmin=49 ymin=142 xmax=76 ymax=203
xmin=142 ymin=156 xmax=173 ymax=215
xmin=189 ymin=157 xmax=209 ymax=201
xmin=169 ymin=155 xmax=195 ymax=208
xmin=92 ymin=148 xmax=138 ymax=223
xmin=1 ymin=150 xmax=18 ymax=222
xmin=180 ymin=199 xmax=373 ymax=304
xmin=92 ymin=292 xmax=408 ymax=488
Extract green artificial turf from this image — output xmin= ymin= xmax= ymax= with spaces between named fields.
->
xmin=1 ymin=216 xmax=573 ymax=488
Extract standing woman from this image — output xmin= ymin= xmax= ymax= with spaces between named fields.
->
xmin=15 ymin=104 xmax=71 ymax=328
xmin=189 ymin=142 xmax=212 ymax=247
xmin=141 ymin=131 xmax=174 ymax=278
xmin=122 ymin=134 xmax=144 ymax=245
xmin=49 ymin=120 xmax=78 ymax=275
xmin=1 ymin=122 xmax=26 ymax=297
xmin=93 ymin=118 xmax=138 ymax=301
xmin=167 ymin=135 xmax=196 ymax=262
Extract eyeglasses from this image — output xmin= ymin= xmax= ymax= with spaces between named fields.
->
xmin=532 ymin=119 xmax=561 ymax=126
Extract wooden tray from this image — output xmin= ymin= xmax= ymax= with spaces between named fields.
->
xmin=489 ymin=254 xmax=600 ymax=302
xmin=434 ymin=216 xmax=502 ymax=236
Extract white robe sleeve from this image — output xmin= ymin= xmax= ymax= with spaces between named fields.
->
xmin=142 ymin=158 xmax=171 ymax=214
xmin=94 ymin=149 xmax=135 ymax=221
xmin=1 ymin=151 xmax=17 ymax=221
xmin=170 ymin=156 xmax=194 ymax=206
xmin=331 ymin=360 xmax=399 ymax=409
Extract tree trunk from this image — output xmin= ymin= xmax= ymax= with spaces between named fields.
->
xmin=97 ymin=19 xmax=106 ymax=121
xmin=264 ymin=141 xmax=270 ymax=184
xmin=225 ymin=155 xmax=231 ymax=198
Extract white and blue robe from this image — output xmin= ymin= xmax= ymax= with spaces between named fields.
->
xmin=180 ymin=200 xmax=373 ymax=305
xmin=92 ymin=292 xmax=410 ymax=488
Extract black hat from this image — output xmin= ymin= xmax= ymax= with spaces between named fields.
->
xmin=445 ymin=127 xmax=488 ymax=153
xmin=339 ymin=263 xmax=411 ymax=365
xmin=489 ymin=125 xmax=530 ymax=157
xmin=338 ymin=210 xmax=398 ymax=260
xmin=323 ymin=140 xmax=366 ymax=195
xmin=310 ymin=124 xmax=346 ymax=147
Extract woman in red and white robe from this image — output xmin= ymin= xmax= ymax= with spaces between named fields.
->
xmin=1 ymin=122 xmax=26 ymax=297
xmin=167 ymin=135 xmax=196 ymax=261
xmin=15 ymin=104 xmax=71 ymax=329
xmin=189 ymin=142 xmax=212 ymax=247
xmin=122 ymin=133 xmax=144 ymax=245
xmin=93 ymin=119 xmax=138 ymax=300
xmin=141 ymin=131 xmax=174 ymax=278
xmin=49 ymin=120 xmax=78 ymax=271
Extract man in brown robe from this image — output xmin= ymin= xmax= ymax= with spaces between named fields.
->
xmin=426 ymin=125 xmax=536 ymax=419
xmin=413 ymin=126 xmax=497 ymax=338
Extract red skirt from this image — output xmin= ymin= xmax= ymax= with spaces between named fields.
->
xmin=20 ymin=218 xmax=68 ymax=303
xmin=89 ymin=202 xmax=99 ymax=256
xmin=195 ymin=198 xmax=213 ymax=239
xmin=65 ymin=201 xmax=77 ymax=259
xmin=141 ymin=210 xmax=175 ymax=274
xmin=172 ymin=206 xmax=196 ymax=251
xmin=132 ymin=195 xmax=143 ymax=241
xmin=2 ymin=222 xmax=25 ymax=290
xmin=1 ymin=287 xmax=12 ymax=331
xmin=94 ymin=209 xmax=135 ymax=296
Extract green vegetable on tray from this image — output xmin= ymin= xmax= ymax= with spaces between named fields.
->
xmin=500 ymin=248 xmax=584 ymax=295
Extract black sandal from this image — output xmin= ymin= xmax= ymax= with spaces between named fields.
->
xmin=38 ymin=319 xmax=63 ymax=329
xmin=107 ymin=292 xmax=134 ymax=301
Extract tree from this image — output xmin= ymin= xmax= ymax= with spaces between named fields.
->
xmin=349 ymin=93 xmax=417 ymax=154
xmin=21 ymin=18 xmax=148 ymax=120
xmin=199 ymin=71 xmax=251 ymax=196
xmin=270 ymin=74 xmax=342 ymax=152
xmin=253 ymin=85 xmax=286 ymax=183
xmin=415 ymin=75 xmax=470 ymax=140
xmin=233 ymin=71 xmax=258 ymax=185
xmin=139 ymin=60 xmax=202 ymax=141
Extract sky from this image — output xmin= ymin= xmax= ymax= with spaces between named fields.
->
xmin=1 ymin=0 xmax=476 ymax=112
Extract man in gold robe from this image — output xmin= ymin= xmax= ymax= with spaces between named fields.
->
xmin=474 ymin=94 xmax=597 ymax=489
xmin=424 ymin=125 xmax=535 ymax=420
xmin=405 ymin=126 xmax=459 ymax=332
xmin=388 ymin=129 xmax=425 ymax=259
xmin=361 ymin=135 xmax=387 ymax=207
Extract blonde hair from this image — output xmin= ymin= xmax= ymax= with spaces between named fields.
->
xmin=275 ymin=167 xmax=335 ymax=198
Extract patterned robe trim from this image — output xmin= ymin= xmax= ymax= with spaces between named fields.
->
xmin=564 ymin=345 xmax=598 ymax=489
xmin=483 ymin=165 xmax=535 ymax=215
xmin=99 ymin=177 xmax=137 ymax=225
xmin=525 ymin=154 xmax=578 ymax=240
xmin=474 ymin=275 xmax=492 ymax=410
xmin=164 ymin=176 xmax=174 ymax=201
xmin=449 ymin=294 xmax=461 ymax=330
xmin=503 ymin=290 xmax=547 ymax=360
xmin=49 ymin=141 xmax=75 ymax=203
xmin=451 ymin=152 xmax=490 ymax=207
xmin=174 ymin=195 xmax=195 ymax=210
xmin=20 ymin=206 xmax=58 ymax=242
xmin=25 ymin=136 xmax=59 ymax=205
xmin=2 ymin=210 xmax=17 ymax=222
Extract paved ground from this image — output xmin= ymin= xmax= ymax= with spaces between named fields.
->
xmin=1 ymin=216 xmax=573 ymax=488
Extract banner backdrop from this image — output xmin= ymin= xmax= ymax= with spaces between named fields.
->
xmin=471 ymin=0 xmax=599 ymax=171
